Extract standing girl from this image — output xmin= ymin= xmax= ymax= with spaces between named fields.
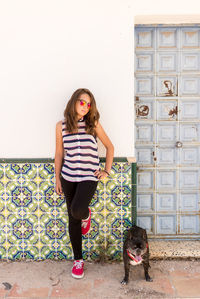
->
xmin=55 ymin=88 xmax=114 ymax=279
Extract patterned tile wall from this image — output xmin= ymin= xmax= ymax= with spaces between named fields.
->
xmin=0 ymin=161 xmax=135 ymax=261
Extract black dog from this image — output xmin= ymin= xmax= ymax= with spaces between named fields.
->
xmin=121 ymin=225 xmax=153 ymax=285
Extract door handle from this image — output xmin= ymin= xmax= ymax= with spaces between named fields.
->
xmin=176 ymin=141 xmax=183 ymax=148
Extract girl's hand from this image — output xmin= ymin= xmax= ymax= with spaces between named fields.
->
xmin=94 ymin=169 xmax=109 ymax=180
xmin=56 ymin=179 xmax=63 ymax=195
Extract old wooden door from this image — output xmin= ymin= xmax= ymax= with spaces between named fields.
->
xmin=135 ymin=25 xmax=200 ymax=238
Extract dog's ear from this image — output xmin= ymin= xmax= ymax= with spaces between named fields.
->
xmin=142 ymin=229 xmax=147 ymax=240
xmin=127 ymin=228 xmax=134 ymax=239
xmin=123 ymin=229 xmax=130 ymax=240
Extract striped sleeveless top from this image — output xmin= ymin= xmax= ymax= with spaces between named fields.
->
xmin=61 ymin=118 xmax=100 ymax=182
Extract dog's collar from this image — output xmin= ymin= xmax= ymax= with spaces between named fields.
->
xmin=127 ymin=243 xmax=148 ymax=262
xmin=126 ymin=250 xmax=138 ymax=262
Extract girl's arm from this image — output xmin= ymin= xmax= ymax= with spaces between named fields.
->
xmin=55 ymin=121 xmax=64 ymax=194
xmin=94 ymin=121 xmax=114 ymax=180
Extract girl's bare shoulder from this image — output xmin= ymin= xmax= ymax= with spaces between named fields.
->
xmin=56 ymin=121 xmax=63 ymax=134
xmin=95 ymin=120 xmax=101 ymax=127
xmin=56 ymin=120 xmax=63 ymax=127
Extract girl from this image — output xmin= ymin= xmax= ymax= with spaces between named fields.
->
xmin=55 ymin=88 xmax=114 ymax=279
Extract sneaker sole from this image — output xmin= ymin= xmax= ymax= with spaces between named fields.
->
xmin=72 ymin=272 xmax=84 ymax=279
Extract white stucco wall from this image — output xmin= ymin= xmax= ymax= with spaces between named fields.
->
xmin=0 ymin=0 xmax=200 ymax=158
xmin=0 ymin=0 xmax=134 ymax=158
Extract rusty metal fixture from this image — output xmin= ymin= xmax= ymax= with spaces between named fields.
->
xmin=176 ymin=141 xmax=183 ymax=148
xmin=137 ymin=105 xmax=149 ymax=116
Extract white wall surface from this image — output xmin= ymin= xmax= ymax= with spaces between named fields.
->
xmin=0 ymin=0 xmax=200 ymax=158
xmin=0 ymin=0 xmax=134 ymax=158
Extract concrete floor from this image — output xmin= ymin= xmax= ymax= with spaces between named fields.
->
xmin=0 ymin=259 xmax=200 ymax=298
xmin=149 ymin=240 xmax=200 ymax=259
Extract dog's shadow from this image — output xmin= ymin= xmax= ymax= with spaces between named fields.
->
xmin=128 ymin=264 xmax=147 ymax=281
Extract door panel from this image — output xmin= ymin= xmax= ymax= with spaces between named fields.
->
xmin=156 ymin=76 xmax=178 ymax=96
xmin=180 ymin=216 xmax=199 ymax=234
xmin=157 ymin=52 xmax=178 ymax=72
xmin=157 ymin=170 xmax=176 ymax=189
xmin=157 ymin=147 xmax=176 ymax=165
xmin=157 ymin=27 xmax=178 ymax=48
xmin=136 ymin=98 xmax=154 ymax=120
xmin=157 ymin=193 xmax=176 ymax=211
xmin=136 ymin=123 xmax=154 ymax=142
xmin=137 ymin=193 xmax=153 ymax=211
xmin=180 ymin=193 xmax=199 ymax=211
xmin=181 ymin=77 xmax=200 ymax=95
xmin=181 ymin=28 xmax=200 ymax=47
xmin=157 ymin=101 xmax=178 ymax=120
xmin=135 ymin=76 xmax=154 ymax=95
xmin=137 ymin=170 xmax=154 ymax=190
xmin=135 ymin=28 xmax=155 ymax=49
xmin=157 ymin=215 xmax=176 ymax=234
xmin=181 ymin=52 xmax=200 ymax=71
xmin=180 ymin=100 xmax=200 ymax=120
xmin=136 ymin=147 xmax=154 ymax=165
xmin=137 ymin=216 xmax=153 ymax=233
xmin=135 ymin=52 xmax=154 ymax=72
xmin=180 ymin=170 xmax=199 ymax=189
xmin=157 ymin=123 xmax=177 ymax=142
xmin=180 ymin=124 xmax=200 ymax=142
xmin=180 ymin=147 xmax=200 ymax=165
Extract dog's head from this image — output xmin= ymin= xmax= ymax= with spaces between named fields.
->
xmin=126 ymin=226 xmax=148 ymax=262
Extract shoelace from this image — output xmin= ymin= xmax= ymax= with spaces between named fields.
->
xmin=74 ymin=260 xmax=84 ymax=269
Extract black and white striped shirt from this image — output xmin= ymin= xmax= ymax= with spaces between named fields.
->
xmin=61 ymin=118 xmax=100 ymax=182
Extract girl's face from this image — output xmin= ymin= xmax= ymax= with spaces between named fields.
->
xmin=75 ymin=93 xmax=91 ymax=119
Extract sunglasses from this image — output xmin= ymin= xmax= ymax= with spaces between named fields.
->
xmin=78 ymin=99 xmax=91 ymax=109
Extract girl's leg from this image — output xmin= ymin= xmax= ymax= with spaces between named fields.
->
xmin=71 ymin=180 xmax=98 ymax=220
xmin=60 ymin=177 xmax=83 ymax=260
xmin=61 ymin=178 xmax=98 ymax=260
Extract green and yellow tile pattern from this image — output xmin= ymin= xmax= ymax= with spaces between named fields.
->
xmin=0 ymin=160 xmax=136 ymax=261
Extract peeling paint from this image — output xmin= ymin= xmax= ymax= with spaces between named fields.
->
xmin=163 ymin=80 xmax=173 ymax=96
xmin=169 ymin=106 xmax=178 ymax=117
xmin=137 ymin=105 xmax=149 ymax=116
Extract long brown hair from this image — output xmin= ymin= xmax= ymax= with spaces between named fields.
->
xmin=64 ymin=88 xmax=100 ymax=136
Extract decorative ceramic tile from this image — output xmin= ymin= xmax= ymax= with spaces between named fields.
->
xmin=0 ymin=161 xmax=135 ymax=261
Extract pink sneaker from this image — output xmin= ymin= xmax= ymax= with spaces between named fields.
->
xmin=81 ymin=208 xmax=91 ymax=235
xmin=72 ymin=260 xmax=84 ymax=279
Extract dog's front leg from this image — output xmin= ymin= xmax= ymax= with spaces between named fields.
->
xmin=121 ymin=255 xmax=130 ymax=285
xmin=142 ymin=261 xmax=153 ymax=282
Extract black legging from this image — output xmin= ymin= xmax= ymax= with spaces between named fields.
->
xmin=61 ymin=176 xmax=98 ymax=260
